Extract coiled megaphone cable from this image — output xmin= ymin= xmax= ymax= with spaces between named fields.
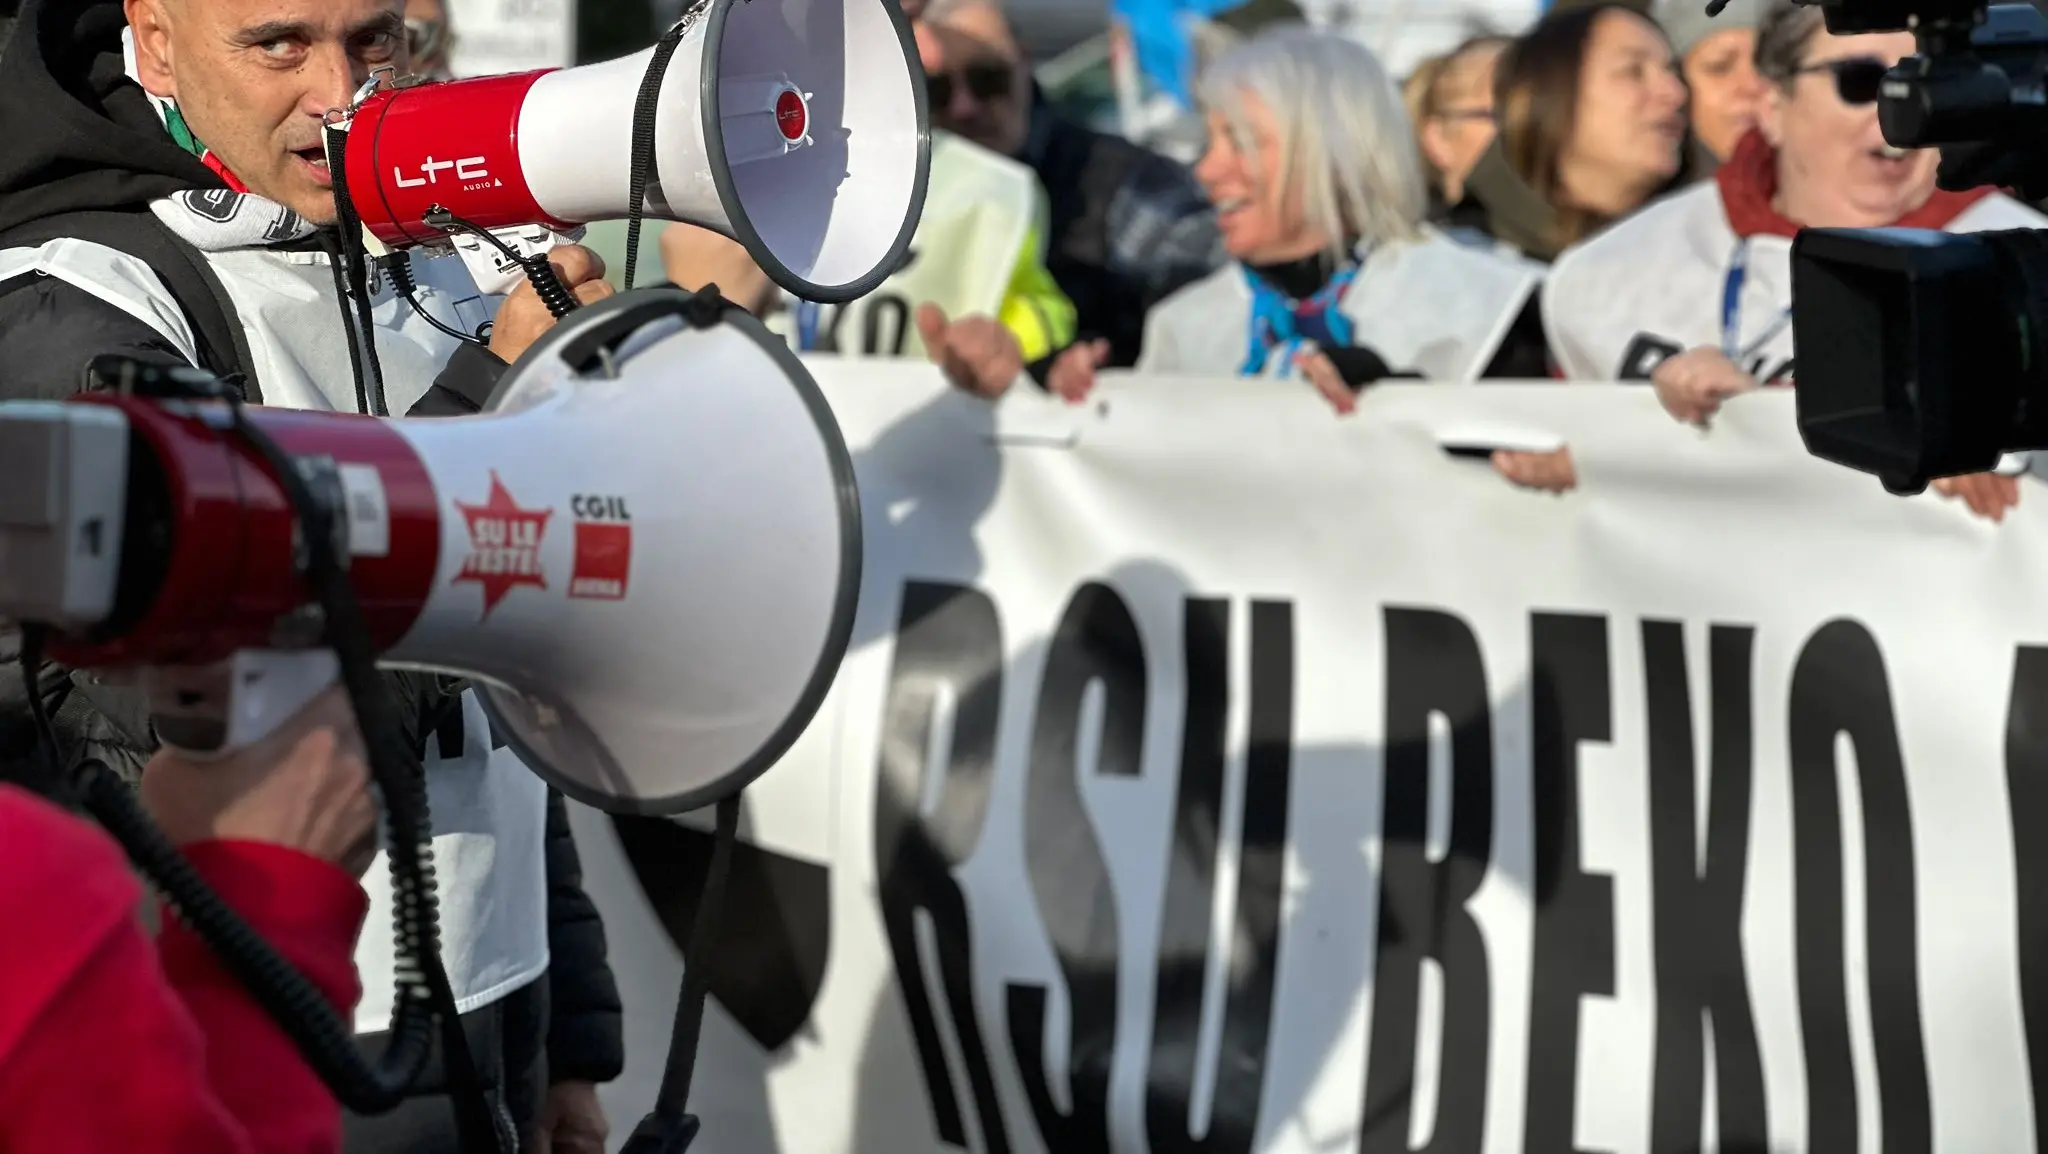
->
xmin=15 ymin=358 xmax=501 ymax=1153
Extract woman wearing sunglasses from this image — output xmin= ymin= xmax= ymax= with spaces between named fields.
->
xmin=1533 ymin=0 xmax=2047 ymax=514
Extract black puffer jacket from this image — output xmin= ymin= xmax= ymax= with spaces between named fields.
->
xmin=1016 ymin=86 xmax=1225 ymax=370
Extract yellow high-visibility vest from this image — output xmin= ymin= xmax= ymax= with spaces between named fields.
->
xmin=773 ymin=131 xmax=1075 ymax=360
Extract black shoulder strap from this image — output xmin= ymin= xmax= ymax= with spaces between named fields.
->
xmin=0 ymin=209 xmax=260 ymax=400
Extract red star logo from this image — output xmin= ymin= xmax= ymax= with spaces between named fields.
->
xmin=453 ymin=472 xmax=552 ymax=617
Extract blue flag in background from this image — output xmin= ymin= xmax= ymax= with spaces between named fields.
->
xmin=1113 ymin=0 xmax=1240 ymax=107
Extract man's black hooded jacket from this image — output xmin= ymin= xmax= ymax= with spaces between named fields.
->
xmin=0 ymin=0 xmax=625 ymax=1109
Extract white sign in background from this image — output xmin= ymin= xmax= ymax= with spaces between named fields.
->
xmin=446 ymin=0 xmax=575 ymax=78
xmin=571 ymin=363 xmax=2048 ymax=1154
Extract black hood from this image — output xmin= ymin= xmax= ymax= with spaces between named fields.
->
xmin=0 ymin=0 xmax=221 ymax=236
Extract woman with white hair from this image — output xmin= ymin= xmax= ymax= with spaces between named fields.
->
xmin=1043 ymin=24 xmax=1549 ymax=411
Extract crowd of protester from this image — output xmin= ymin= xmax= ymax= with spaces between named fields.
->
xmin=699 ymin=0 xmax=2046 ymax=519
xmin=3 ymin=0 xmax=2045 ymax=1148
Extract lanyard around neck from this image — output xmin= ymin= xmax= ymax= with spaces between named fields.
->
xmin=1720 ymin=240 xmax=1793 ymax=364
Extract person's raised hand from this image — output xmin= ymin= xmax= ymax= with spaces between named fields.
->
xmin=661 ymin=223 xmax=777 ymax=316
xmin=1651 ymin=346 xmax=1758 ymax=428
xmin=1046 ymin=339 xmax=1111 ymax=404
xmin=1492 ymin=446 xmax=1578 ymax=493
xmin=916 ymin=304 xmax=1026 ymax=398
xmin=139 ymin=686 xmax=378 ymax=877
xmin=490 ymin=245 xmax=616 ymax=364
xmin=1933 ymin=471 xmax=2022 ymax=523
xmin=1294 ymin=347 xmax=1357 ymax=416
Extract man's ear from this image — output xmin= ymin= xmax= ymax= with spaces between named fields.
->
xmin=1757 ymin=82 xmax=1788 ymax=148
xmin=125 ymin=0 xmax=176 ymax=98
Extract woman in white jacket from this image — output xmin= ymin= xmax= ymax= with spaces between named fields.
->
xmin=1042 ymin=24 xmax=1547 ymax=413
xmin=1539 ymin=0 xmax=2048 ymax=516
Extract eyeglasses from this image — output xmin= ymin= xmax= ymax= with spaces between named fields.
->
xmin=1794 ymin=56 xmax=1888 ymax=105
xmin=928 ymin=62 xmax=1013 ymax=108
xmin=406 ymin=17 xmax=457 ymax=71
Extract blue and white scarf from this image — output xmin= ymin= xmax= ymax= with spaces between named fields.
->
xmin=1239 ymin=258 xmax=1359 ymax=376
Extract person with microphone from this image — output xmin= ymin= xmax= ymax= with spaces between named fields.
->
xmin=0 ymin=1 xmax=624 ymax=1150
xmin=0 ymin=688 xmax=376 ymax=1151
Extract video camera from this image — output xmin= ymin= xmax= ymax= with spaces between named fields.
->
xmin=1783 ymin=0 xmax=2048 ymax=493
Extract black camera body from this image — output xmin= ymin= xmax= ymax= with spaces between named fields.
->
xmin=1784 ymin=0 xmax=2048 ymax=492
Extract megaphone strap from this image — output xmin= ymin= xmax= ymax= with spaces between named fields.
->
xmin=622 ymin=19 xmax=696 ymax=292
xmin=621 ymin=793 xmax=742 ymax=1154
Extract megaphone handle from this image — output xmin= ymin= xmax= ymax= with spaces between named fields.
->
xmin=423 ymin=207 xmax=581 ymax=318
xmin=143 ymin=649 xmax=342 ymax=759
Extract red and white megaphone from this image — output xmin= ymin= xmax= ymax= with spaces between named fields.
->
xmin=0 ymin=290 xmax=860 ymax=812
xmin=332 ymin=0 xmax=929 ymax=304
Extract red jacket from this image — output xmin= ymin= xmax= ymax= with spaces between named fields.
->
xmin=0 ymin=785 xmax=368 ymax=1152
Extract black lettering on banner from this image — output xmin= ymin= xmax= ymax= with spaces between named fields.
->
xmin=1641 ymin=622 xmax=1768 ymax=1153
xmin=821 ymin=294 xmax=917 ymax=357
xmin=2006 ymin=648 xmax=2048 ymax=1150
xmin=1524 ymin=613 xmax=1615 ymax=1154
xmin=1616 ymin=335 xmax=1684 ymax=381
xmin=872 ymin=581 xmax=1013 ymax=1152
xmin=864 ymin=295 xmax=915 ymax=358
xmin=1362 ymin=607 xmax=1494 ymax=1154
xmin=1146 ymin=600 xmax=1296 ymax=1153
xmin=1786 ymin=620 xmax=1931 ymax=1153
xmin=1006 ymin=582 xmax=1146 ymax=1154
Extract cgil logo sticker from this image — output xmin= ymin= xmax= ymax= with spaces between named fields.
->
xmin=454 ymin=472 xmax=551 ymax=616
xmin=569 ymin=494 xmax=631 ymax=601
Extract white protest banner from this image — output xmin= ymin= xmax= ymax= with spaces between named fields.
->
xmin=572 ymin=362 xmax=2048 ymax=1154
xmin=446 ymin=0 xmax=574 ymax=77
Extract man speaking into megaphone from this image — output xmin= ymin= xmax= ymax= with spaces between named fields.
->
xmin=0 ymin=0 xmax=624 ymax=1149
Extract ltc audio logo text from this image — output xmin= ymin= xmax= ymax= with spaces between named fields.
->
xmin=394 ymin=155 xmax=493 ymax=189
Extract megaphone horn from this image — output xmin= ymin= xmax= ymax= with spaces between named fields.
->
xmin=338 ymin=0 xmax=931 ymax=303
xmin=4 ymin=290 xmax=862 ymax=813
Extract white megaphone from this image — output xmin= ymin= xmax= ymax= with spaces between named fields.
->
xmin=333 ymin=0 xmax=929 ymax=303
xmin=0 ymin=290 xmax=860 ymax=812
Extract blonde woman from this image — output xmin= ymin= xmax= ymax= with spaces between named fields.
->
xmin=1045 ymin=25 xmax=1548 ymax=411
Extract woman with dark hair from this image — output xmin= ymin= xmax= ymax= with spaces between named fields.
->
xmin=1449 ymin=3 xmax=1693 ymax=263
xmin=1655 ymin=0 xmax=1767 ymax=168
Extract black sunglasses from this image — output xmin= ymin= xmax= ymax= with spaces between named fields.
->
xmin=1794 ymin=56 xmax=1888 ymax=104
xmin=928 ymin=62 xmax=1013 ymax=108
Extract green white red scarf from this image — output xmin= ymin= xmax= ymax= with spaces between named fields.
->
xmin=157 ymin=98 xmax=250 ymax=194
